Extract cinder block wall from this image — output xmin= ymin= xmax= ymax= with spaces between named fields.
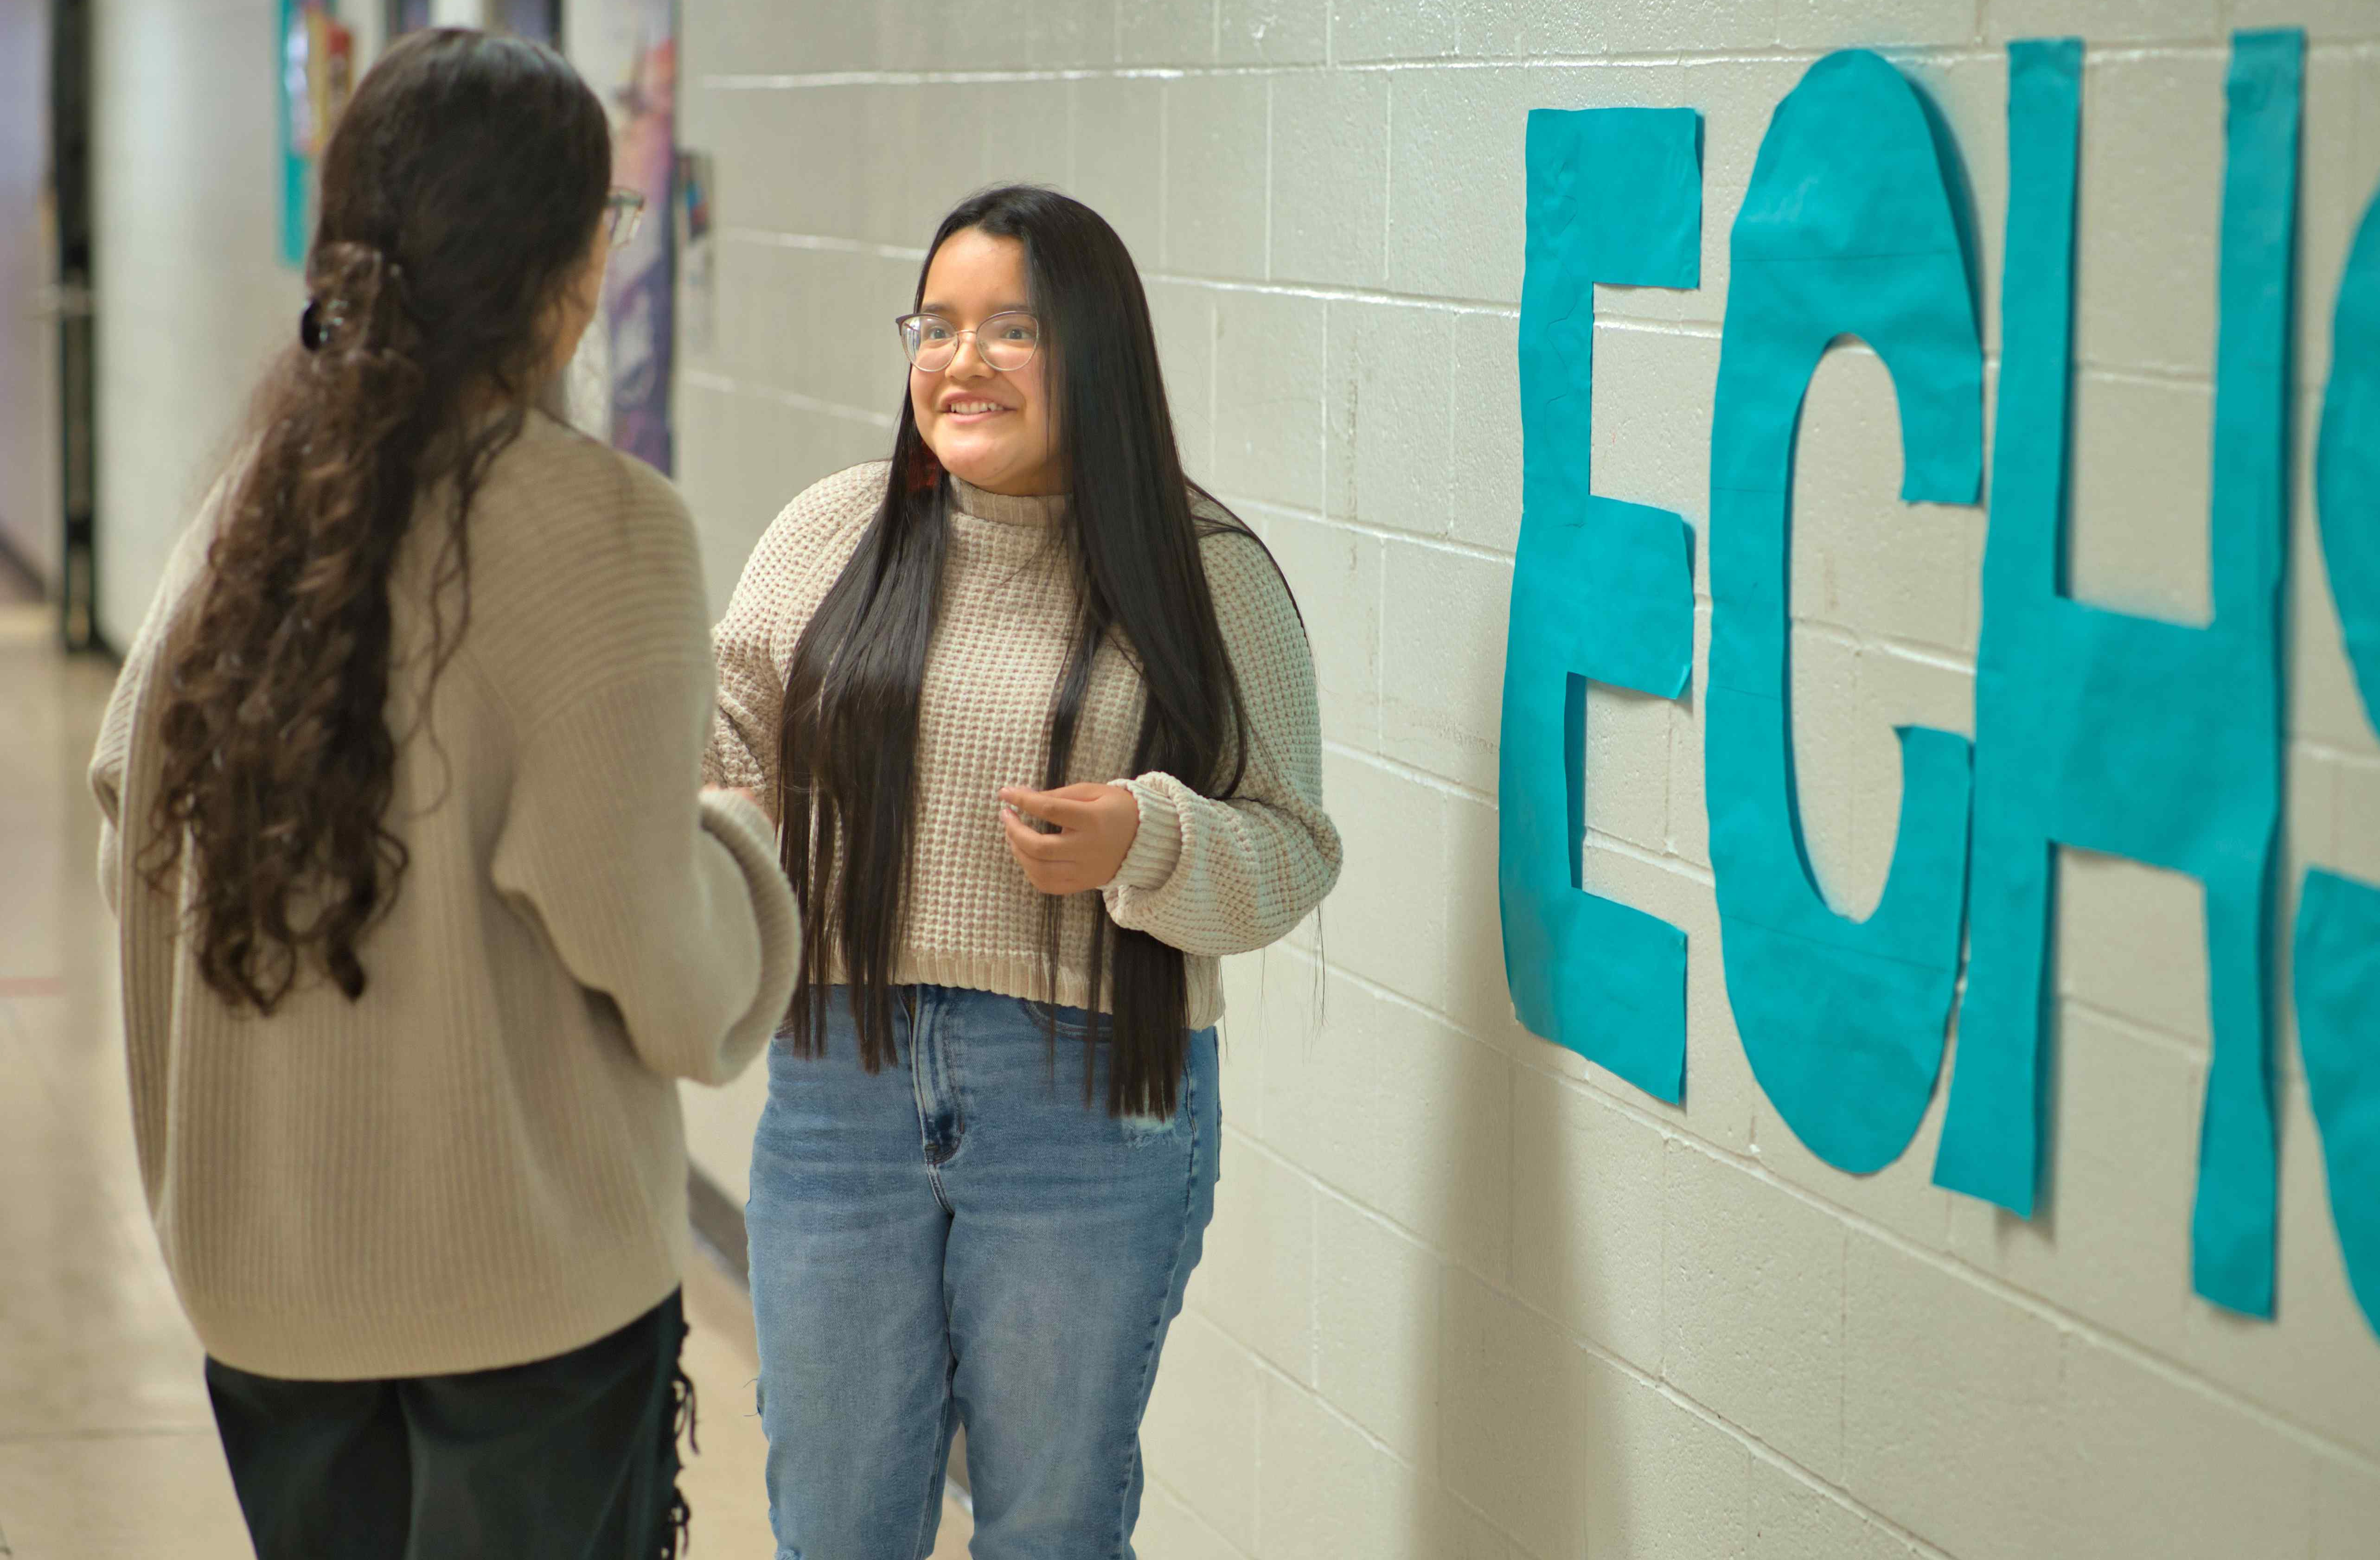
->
xmin=672 ymin=2 xmax=2380 ymax=1554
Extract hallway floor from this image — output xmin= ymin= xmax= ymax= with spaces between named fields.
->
xmin=0 ymin=600 xmax=971 ymax=1557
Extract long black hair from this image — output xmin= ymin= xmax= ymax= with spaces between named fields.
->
xmin=776 ymin=185 xmax=1278 ymax=1117
xmin=147 ymin=31 xmax=611 ymax=1012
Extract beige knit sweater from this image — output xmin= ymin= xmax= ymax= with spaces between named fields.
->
xmin=706 ymin=464 xmax=1339 ymax=1029
xmin=89 ymin=412 xmax=799 ymax=1381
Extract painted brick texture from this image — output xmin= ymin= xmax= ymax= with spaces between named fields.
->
xmin=678 ymin=1 xmax=2380 ymax=1553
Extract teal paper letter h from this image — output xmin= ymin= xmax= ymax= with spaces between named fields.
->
xmin=1933 ymin=35 xmax=2300 ymax=1319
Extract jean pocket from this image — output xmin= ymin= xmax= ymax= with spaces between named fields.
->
xmin=1011 ymin=997 xmax=1186 ymax=1144
xmin=1011 ymin=995 xmax=1095 ymax=1036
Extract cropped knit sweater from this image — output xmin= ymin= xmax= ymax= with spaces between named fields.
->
xmin=89 ymin=413 xmax=800 ymax=1380
xmin=705 ymin=463 xmax=1340 ymax=1029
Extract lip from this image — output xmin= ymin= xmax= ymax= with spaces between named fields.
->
xmin=937 ymin=398 xmax=1015 ymax=421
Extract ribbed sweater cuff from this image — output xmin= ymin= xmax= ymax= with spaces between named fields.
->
xmin=703 ymin=787 xmax=775 ymax=851
xmin=1111 ymin=776 xmax=1184 ymax=892
xmin=697 ymin=789 xmax=800 ymax=1042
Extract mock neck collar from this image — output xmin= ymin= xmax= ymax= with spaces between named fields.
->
xmin=950 ymin=475 xmax=1068 ymax=527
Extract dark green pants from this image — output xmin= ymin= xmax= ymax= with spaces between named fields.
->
xmin=205 ymin=1291 xmax=693 ymax=1560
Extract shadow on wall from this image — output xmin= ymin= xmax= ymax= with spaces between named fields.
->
xmin=1440 ymin=839 xmax=1631 ymax=1556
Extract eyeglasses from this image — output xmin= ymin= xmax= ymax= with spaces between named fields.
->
xmin=896 ymin=311 xmax=1041 ymax=373
xmin=605 ymin=187 xmax=646 ymax=249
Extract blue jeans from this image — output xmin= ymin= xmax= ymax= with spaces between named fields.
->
xmin=746 ymin=985 xmax=1220 ymax=1560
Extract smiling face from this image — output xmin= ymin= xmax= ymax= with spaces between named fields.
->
xmin=909 ymin=227 xmax=1060 ymax=497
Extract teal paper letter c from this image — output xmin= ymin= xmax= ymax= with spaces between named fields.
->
xmin=1705 ymin=50 xmax=1980 ymax=1175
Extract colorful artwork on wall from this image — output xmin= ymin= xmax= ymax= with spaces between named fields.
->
xmin=277 ymin=0 xmax=355 ymax=268
xmin=570 ymin=0 xmax=678 ymax=474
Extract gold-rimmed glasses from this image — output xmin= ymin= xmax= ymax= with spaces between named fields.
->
xmin=605 ymin=186 xmax=646 ymax=249
xmin=896 ymin=311 xmax=1041 ymax=373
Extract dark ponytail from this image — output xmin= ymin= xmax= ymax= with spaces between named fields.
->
xmin=146 ymin=30 xmax=612 ymax=1013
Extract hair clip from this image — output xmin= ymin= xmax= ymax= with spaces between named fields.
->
xmin=299 ymin=298 xmax=348 ymax=352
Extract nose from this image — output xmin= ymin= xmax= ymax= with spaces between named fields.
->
xmin=945 ymin=333 xmax=995 ymax=380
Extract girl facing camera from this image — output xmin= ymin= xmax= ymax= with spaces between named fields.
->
xmin=709 ymin=184 xmax=1342 ymax=1557
xmin=88 ymin=31 xmax=795 ymax=1558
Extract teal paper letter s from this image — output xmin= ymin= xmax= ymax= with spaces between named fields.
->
xmin=1704 ymin=51 xmax=1980 ymax=1174
xmin=1500 ymin=107 xmax=1701 ymax=1101
xmin=2315 ymin=179 xmax=2380 ymax=718
xmin=2295 ymin=174 xmax=2380 ymax=1341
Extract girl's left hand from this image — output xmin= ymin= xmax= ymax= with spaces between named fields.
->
xmin=998 ymin=783 xmax=1140 ymax=895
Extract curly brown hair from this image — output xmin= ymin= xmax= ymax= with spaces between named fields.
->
xmin=144 ymin=30 xmax=612 ymax=1013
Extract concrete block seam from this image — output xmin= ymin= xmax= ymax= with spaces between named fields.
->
xmin=1305 ymin=953 xmax=2380 ymax=1477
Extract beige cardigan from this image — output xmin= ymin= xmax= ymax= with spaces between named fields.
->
xmin=90 ymin=413 xmax=798 ymax=1381
xmin=705 ymin=464 xmax=1341 ymax=1029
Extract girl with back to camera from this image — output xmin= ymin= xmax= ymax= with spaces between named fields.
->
xmin=87 ymin=31 xmax=796 ymax=1559
xmin=709 ymin=184 xmax=1342 ymax=1558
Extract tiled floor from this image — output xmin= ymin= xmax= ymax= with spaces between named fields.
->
xmin=0 ymin=601 xmax=972 ymax=1558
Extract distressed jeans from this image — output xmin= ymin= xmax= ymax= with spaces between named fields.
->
xmin=204 ymin=1292 xmax=694 ymax=1560
xmin=746 ymin=984 xmax=1221 ymax=1560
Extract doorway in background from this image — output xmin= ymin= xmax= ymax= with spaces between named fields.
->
xmin=51 ymin=0 xmax=98 ymax=652
xmin=0 ymin=0 xmax=64 ymax=620
xmin=387 ymin=0 xmax=560 ymax=46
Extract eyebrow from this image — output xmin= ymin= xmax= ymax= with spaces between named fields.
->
xmin=916 ymin=301 xmax=1034 ymax=316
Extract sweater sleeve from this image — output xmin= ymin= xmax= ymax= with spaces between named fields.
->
xmin=489 ymin=471 xmax=801 ymax=1086
xmin=1101 ymin=530 xmax=1343 ymax=957
xmin=90 ymin=480 xmax=232 ymax=918
xmin=704 ymin=462 xmax=889 ymax=794
xmin=492 ymin=661 xmax=800 ymax=1086
xmin=90 ymin=653 xmax=138 ymax=919
xmin=704 ymin=527 xmax=786 ymax=794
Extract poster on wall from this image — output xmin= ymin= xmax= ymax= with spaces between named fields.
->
xmin=568 ymin=0 xmax=677 ymax=475
xmin=489 ymin=0 xmax=562 ymax=42
xmin=678 ymin=147 xmax=713 ymax=359
xmin=1498 ymin=28 xmax=2380 ymax=1343
xmin=277 ymin=0 xmax=355 ymax=267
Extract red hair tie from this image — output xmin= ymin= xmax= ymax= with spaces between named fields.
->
xmin=904 ymin=445 xmax=944 ymax=494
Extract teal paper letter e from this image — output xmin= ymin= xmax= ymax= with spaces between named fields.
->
xmin=1499 ymin=107 xmax=1700 ymax=1102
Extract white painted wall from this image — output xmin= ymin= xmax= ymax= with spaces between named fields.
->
xmin=671 ymin=2 xmax=2380 ymax=1555
xmin=0 ymin=0 xmax=56 ymax=586
xmin=91 ymin=0 xmax=301 ymax=646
